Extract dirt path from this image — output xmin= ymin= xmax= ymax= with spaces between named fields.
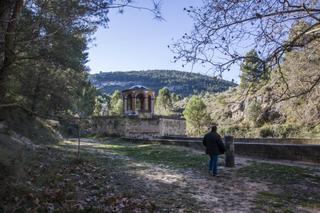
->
xmin=61 ymin=140 xmax=320 ymax=212
xmin=66 ymin=139 xmax=273 ymax=212
xmin=125 ymin=161 xmax=266 ymax=212
xmin=80 ymin=137 xmax=320 ymax=212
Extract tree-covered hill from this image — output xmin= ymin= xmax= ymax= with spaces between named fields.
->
xmin=89 ymin=70 xmax=237 ymax=96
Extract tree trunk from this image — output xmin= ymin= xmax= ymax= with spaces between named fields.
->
xmin=77 ymin=119 xmax=81 ymax=160
xmin=0 ymin=0 xmax=13 ymax=66
xmin=0 ymin=0 xmax=24 ymax=103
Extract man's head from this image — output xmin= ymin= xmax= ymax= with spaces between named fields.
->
xmin=211 ymin=125 xmax=217 ymax=132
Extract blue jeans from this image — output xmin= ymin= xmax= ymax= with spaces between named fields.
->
xmin=209 ymin=154 xmax=218 ymax=175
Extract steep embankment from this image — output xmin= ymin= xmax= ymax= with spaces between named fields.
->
xmin=203 ymin=34 xmax=320 ymax=138
xmin=0 ymin=106 xmax=61 ymax=145
xmin=194 ymin=84 xmax=320 ymax=138
xmin=89 ymin=70 xmax=236 ymax=97
xmin=0 ymin=106 xmax=62 ymax=186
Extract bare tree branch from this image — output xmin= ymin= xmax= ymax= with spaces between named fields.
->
xmin=171 ymin=0 xmax=320 ymax=100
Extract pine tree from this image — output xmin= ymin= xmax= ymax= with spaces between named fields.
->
xmin=183 ymin=96 xmax=211 ymax=136
xmin=240 ymin=50 xmax=265 ymax=87
xmin=155 ymin=87 xmax=173 ymax=115
xmin=109 ymin=90 xmax=123 ymax=116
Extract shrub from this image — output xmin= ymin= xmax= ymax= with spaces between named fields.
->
xmin=311 ymin=125 xmax=320 ymax=134
xmin=183 ymin=96 xmax=211 ymax=136
xmin=273 ymin=124 xmax=300 ymax=138
xmin=217 ymin=95 xmax=227 ymax=106
xmin=219 ymin=125 xmax=239 ymax=136
xmin=219 ymin=125 xmax=249 ymax=137
xmin=245 ymin=100 xmax=263 ymax=127
xmin=259 ymin=126 xmax=274 ymax=138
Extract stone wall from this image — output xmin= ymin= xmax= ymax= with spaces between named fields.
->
xmin=234 ymin=138 xmax=320 ymax=145
xmin=125 ymin=117 xmax=160 ymax=139
xmin=161 ymin=136 xmax=320 ymax=145
xmin=91 ymin=116 xmax=186 ymax=138
xmin=235 ymin=143 xmax=320 ymax=163
xmin=124 ymin=138 xmax=320 ymax=164
xmin=159 ymin=118 xmax=186 ymax=136
xmin=91 ymin=116 xmax=125 ymax=136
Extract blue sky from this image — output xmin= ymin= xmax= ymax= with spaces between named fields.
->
xmin=87 ymin=0 xmax=240 ymax=82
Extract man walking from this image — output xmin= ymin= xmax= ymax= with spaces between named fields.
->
xmin=203 ymin=125 xmax=225 ymax=176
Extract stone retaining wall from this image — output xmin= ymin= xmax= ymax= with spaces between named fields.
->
xmin=161 ymin=136 xmax=320 ymax=145
xmin=235 ymin=143 xmax=320 ymax=163
xmin=124 ymin=138 xmax=320 ymax=164
xmin=125 ymin=117 xmax=160 ymax=138
xmin=91 ymin=116 xmax=186 ymax=138
xmin=159 ymin=118 xmax=186 ymax=136
xmin=93 ymin=117 xmax=125 ymax=136
xmin=234 ymin=138 xmax=320 ymax=145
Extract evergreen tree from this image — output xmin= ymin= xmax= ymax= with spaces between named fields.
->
xmin=93 ymin=94 xmax=110 ymax=116
xmin=155 ymin=87 xmax=173 ymax=115
xmin=74 ymin=82 xmax=98 ymax=118
xmin=240 ymin=50 xmax=265 ymax=87
xmin=109 ymin=90 xmax=123 ymax=116
xmin=183 ymin=96 xmax=211 ymax=136
xmin=171 ymin=93 xmax=181 ymax=103
xmin=0 ymin=0 xmax=161 ymax=115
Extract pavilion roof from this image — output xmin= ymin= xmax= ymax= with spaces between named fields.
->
xmin=122 ymin=85 xmax=153 ymax=93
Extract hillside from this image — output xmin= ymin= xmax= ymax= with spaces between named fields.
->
xmin=89 ymin=70 xmax=236 ymax=96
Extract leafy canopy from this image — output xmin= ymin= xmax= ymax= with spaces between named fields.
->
xmin=183 ymin=96 xmax=211 ymax=136
xmin=110 ymin=90 xmax=123 ymax=116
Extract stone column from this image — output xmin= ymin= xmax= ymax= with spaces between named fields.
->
xmin=123 ymin=97 xmax=127 ymax=115
xmin=151 ymin=97 xmax=155 ymax=114
xmin=132 ymin=96 xmax=136 ymax=114
xmin=224 ymin=135 xmax=235 ymax=167
xmin=144 ymin=94 xmax=148 ymax=112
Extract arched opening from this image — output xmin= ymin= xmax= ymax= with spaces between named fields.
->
xmin=122 ymin=87 xmax=155 ymax=116
xmin=136 ymin=94 xmax=144 ymax=111
xmin=127 ymin=94 xmax=133 ymax=111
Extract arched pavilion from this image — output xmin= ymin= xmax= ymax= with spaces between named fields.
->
xmin=121 ymin=85 xmax=155 ymax=116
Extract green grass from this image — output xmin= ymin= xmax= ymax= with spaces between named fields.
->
xmin=98 ymin=139 xmax=211 ymax=170
xmin=238 ymin=161 xmax=319 ymax=184
xmin=239 ymin=161 xmax=320 ymax=212
xmin=254 ymin=189 xmax=320 ymax=212
xmin=254 ymin=192 xmax=294 ymax=213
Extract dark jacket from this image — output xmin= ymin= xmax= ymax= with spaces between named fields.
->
xmin=203 ymin=131 xmax=226 ymax=155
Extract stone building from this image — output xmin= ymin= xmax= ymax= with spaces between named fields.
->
xmin=92 ymin=116 xmax=186 ymax=139
xmin=92 ymin=85 xmax=186 ymax=139
xmin=121 ymin=85 xmax=155 ymax=117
